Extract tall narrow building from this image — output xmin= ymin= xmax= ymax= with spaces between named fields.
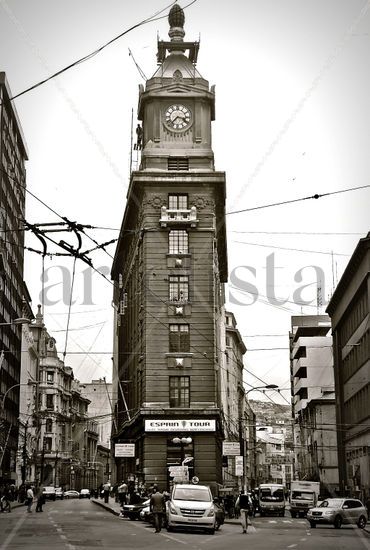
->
xmin=111 ymin=5 xmax=227 ymax=492
xmin=0 ymin=73 xmax=29 ymax=484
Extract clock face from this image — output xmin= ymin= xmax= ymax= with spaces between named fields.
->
xmin=165 ymin=104 xmax=191 ymax=130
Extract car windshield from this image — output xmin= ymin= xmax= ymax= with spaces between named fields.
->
xmin=260 ymin=488 xmax=284 ymax=502
xmin=319 ymin=499 xmax=343 ymax=508
xmin=292 ymin=491 xmax=313 ymax=500
xmin=173 ymin=487 xmax=211 ymax=502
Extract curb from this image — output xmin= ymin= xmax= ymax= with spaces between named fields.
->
xmin=91 ymin=499 xmax=120 ymax=516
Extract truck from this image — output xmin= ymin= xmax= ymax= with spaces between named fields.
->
xmin=289 ymin=481 xmax=320 ymax=518
xmin=258 ymin=483 xmax=286 ymax=516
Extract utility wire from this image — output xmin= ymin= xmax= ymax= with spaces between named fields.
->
xmin=4 ymin=0 xmax=198 ymax=102
xmin=227 ymin=184 xmax=370 ymax=215
xmin=232 ymin=240 xmax=350 ymax=257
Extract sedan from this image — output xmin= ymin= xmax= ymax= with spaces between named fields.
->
xmin=122 ymin=498 xmax=150 ymax=520
xmin=307 ymin=498 xmax=367 ymax=529
xmin=63 ymin=490 xmax=80 ymax=499
xmin=79 ymin=489 xmax=91 ymax=499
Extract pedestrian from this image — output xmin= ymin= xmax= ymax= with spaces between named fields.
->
xmin=35 ymin=487 xmax=45 ymax=512
xmin=103 ymin=481 xmax=110 ymax=504
xmin=26 ymin=485 xmax=34 ymax=513
xmin=117 ymin=481 xmax=128 ymax=507
xmin=365 ymin=495 xmax=370 ymax=521
xmin=150 ymin=485 xmax=166 ymax=533
xmin=236 ymin=490 xmax=251 ymax=533
xmin=1 ymin=485 xmax=12 ymax=513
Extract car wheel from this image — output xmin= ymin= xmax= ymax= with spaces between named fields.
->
xmin=291 ymin=511 xmax=297 ymax=518
xmin=309 ymin=521 xmax=316 ymax=528
xmin=358 ymin=515 xmax=366 ymax=529
xmin=166 ymin=526 xmax=173 ymax=532
xmin=207 ymin=528 xmax=215 ymax=535
xmin=334 ymin=515 xmax=342 ymax=529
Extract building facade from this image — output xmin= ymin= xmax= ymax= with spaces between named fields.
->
xmin=81 ymin=378 xmax=113 ymax=449
xmin=290 ymin=314 xmax=338 ymax=493
xmin=326 ymin=233 xmax=370 ymax=500
xmin=111 ymin=5 xmax=228 ymax=493
xmin=18 ymin=306 xmax=98 ymax=490
xmin=0 ymin=72 xmax=29 ymax=484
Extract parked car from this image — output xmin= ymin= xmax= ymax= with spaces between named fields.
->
xmin=55 ymin=487 xmax=64 ymax=500
xmin=79 ymin=489 xmax=91 ymax=499
xmin=42 ymin=486 xmax=56 ymax=501
xmin=63 ymin=490 xmax=80 ymax=499
xmin=166 ymin=483 xmax=216 ymax=534
xmin=122 ymin=498 xmax=149 ymax=520
xmin=307 ymin=498 xmax=367 ymax=529
xmin=140 ymin=502 xmax=152 ymax=522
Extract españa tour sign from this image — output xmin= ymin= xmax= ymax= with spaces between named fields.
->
xmin=145 ymin=419 xmax=216 ymax=432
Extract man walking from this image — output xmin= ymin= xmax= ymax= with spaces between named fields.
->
xmin=150 ymin=486 xmax=166 ymax=533
xmin=26 ymin=485 xmax=34 ymax=513
xmin=103 ymin=481 xmax=110 ymax=504
xmin=117 ymin=481 xmax=128 ymax=507
xmin=236 ymin=490 xmax=250 ymax=533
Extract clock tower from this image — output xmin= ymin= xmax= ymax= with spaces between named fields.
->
xmin=112 ymin=4 xmax=228 ymax=494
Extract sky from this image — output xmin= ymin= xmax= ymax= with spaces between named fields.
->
xmin=0 ymin=0 xmax=369 ymax=405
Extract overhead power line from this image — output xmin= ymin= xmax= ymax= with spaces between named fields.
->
xmin=4 ymin=0 xmax=198 ymax=102
xmin=227 ymin=184 xmax=370 ymax=215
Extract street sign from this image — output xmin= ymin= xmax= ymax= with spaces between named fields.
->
xmin=115 ymin=443 xmax=135 ymax=457
xmin=265 ymin=454 xmax=294 ymax=465
xmin=235 ymin=455 xmax=243 ymax=476
xmin=222 ymin=441 xmax=240 ymax=456
xmin=169 ymin=465 xmax=188 ymax=482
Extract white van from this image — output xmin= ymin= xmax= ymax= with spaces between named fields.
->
xmin=166 ymin=483 xmax=216 ymax=534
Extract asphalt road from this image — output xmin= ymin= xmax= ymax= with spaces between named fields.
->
xmin=0 ymin=499 xmax=368 ymax=550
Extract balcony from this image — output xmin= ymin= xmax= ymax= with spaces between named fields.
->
xmin=160 ymin=206 xmax=198 ymax=227
xmin=293 ymin=358 xmax=308 ymax=378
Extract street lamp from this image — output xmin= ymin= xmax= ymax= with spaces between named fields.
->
xmin=245 ymin=384 xmax=279 ymax=397
xmin=0 ymin=317 xmax=31 ymax=327
xmin=0 ymin=380 xmax=39 ymax=411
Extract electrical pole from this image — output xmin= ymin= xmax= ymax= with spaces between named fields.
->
xmin=21 ymin=420 xmax=28 ymax=486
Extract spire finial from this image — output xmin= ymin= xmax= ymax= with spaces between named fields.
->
xmin=168 ymin=3 xmax=185 ymax=42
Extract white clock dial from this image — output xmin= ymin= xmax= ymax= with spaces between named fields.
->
xmin=165 ymin=104 xmax=191 ymax=130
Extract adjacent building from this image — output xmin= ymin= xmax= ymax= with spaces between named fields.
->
xmin=290 ymin=314 xmax=339 ymax=494
xmin=111 ymin=5 xmax=228 ymax=493
xmin=0 ymin=72 xmax=29 ymax=484
xmin=18 ymin=306 xmax=98 ymax=490
xmin=326 ymin=232 xmax=370 ymax=500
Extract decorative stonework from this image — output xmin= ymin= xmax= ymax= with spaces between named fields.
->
xmin=145 ymin=194 xmax=166 ymax=209
xmin=173 ymin=69 xmax=183 ymax=83
xmin=191 ymin=195 xmax=212 ymax=209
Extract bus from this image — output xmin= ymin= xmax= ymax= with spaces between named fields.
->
xmin=258 ymin=483 xmax=285 ymax=516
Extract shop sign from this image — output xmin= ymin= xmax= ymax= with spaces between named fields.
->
xmin=145 ymin=419 xmax=216 ymax=432
xmin=222 ymin=441 xmax=240 ymax=456
xmin=235 ymin=455 xmax=244 ymax=476
xmin=115 ymin=443 xmax=135 ymax=457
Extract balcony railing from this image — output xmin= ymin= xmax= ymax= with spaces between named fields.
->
xmin=160 ymin=206 xmax=198 ymax=227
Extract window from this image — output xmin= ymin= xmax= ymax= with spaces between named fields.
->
xmin=169 ymin=324 xmax=190 ymax=352
xmin=46 ymin=371 xmax=54 ymax=383
xmin=43 ymin=437 xmax=52 ymax=452
xmin=169 ymin=194 xmax=188 ymax=210
xmin=45 ymin=419 xmax=53 ymax=433
xmin=169 ymin=276 xmax=189 ymax=302
xmin=169 ymin=376 xmax=190 ymax=407
xmin=169 ymin=230 xmax=188 ymax=254
xmin=46 ymin=394 xmax=54 ymax=410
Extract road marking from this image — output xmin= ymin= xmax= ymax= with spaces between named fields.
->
xmin=287 ymin=545 xmax=297 ymax=548
xmin=300 ymin=538 xmax=307 ymax=541
xmin=163 ymin=533 xmax=187 ymax=545
xmin=0 ymin=514 xmax=27 ymax=550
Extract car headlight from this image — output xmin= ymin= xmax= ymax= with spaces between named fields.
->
xmin=323 ymin=510 xmax=334 ymax=516
xmin=207 ymin=507 xmax=215 ymax=517
xmin=169 ymin=502 xmax=177 ymax=514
